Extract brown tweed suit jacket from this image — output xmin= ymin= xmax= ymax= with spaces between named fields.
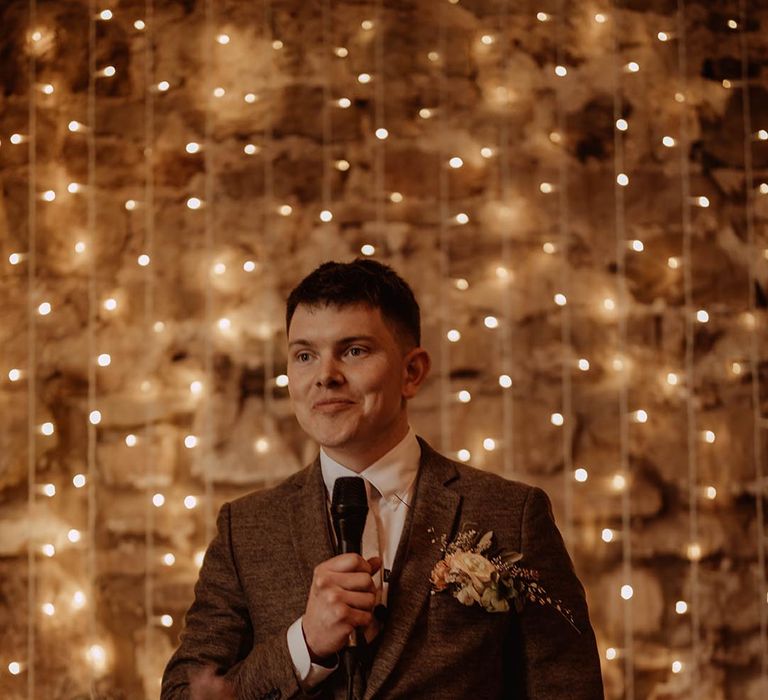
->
xmin=161 ymin=438 xmax=604 ymax=699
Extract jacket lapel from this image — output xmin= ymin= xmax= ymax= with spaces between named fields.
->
xmin=288 ymin=458 xmax=336 ymax=592
xmin=364 ymin=440 xmax=462 ymax=699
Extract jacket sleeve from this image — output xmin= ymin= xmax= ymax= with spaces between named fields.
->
xmin=161 ymin=502 xmax=310 ymax=700
xmin=511 ymin=486 xmax=605 ymax=699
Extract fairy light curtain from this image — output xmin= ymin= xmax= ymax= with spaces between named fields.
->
xmin=0 ymin=1 xmax=766 ymax=697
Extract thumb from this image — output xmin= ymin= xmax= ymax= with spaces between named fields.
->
xmin=367 ymin=555 xmax=382 ymax=575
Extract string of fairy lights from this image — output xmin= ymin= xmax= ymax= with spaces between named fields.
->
xmin=3 ymin=1 xmax=767 ymax=696
xmin=609 ymin=4 xmax=636 ymax=697
xmin=676 ymin=0 xmax=702 ymax=690
xmin=739 ymin=0 xmax=768 ymax=683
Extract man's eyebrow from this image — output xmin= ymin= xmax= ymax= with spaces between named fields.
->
xmin=287 ymin=335 xmax=377 ymax=349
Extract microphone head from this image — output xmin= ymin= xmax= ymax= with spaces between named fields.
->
xmin=331 ymin=477 xmax=368 ymax=555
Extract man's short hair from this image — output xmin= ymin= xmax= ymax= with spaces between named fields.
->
xmin=286 ymin=259 xmax=421 ymax=347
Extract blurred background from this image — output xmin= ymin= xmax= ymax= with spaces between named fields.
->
xmin=1 ymin=0 xmax=767 ymax=697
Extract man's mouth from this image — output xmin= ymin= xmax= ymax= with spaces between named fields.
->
xmin=313 ymin=398 xmax=355 ymax=411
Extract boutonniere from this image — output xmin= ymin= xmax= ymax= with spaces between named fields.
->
xmin=428 ymin=527 xmax=579 ymax=631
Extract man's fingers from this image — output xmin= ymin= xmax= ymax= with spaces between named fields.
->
xmin=318 ymin=553 xmax=372 ymax=574
xmin=367 ymin=556 xmax=382 ymax=575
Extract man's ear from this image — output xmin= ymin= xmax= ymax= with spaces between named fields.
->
xmin=402 ymin=347 xmax=431 ymax=399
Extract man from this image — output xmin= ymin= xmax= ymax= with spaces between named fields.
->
xmin=162 ymin=259 xmax=604 ymax=699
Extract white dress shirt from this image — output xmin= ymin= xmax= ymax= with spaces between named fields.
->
xmin=286 ymin=428 xmax=421 ymax=689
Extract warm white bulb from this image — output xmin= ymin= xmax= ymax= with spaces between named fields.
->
xmin=42 ymin=190 xmax=56 ymax=202
xmin=633 ymin=409 xmax=648 ymax=423
xmin=134 ymin=20 xmax=145 ymax=30
xmin=67 ymin=528 xmax=81 ymax=543
xmin=41 ymin=83 xmax=54 ymax=95
xmin=603 ymin=298 xmax=616 ymax=311
xmin=449 ymin=156 xmax=463 ymax=169
xmin=375 ymin=128 xmax=388 ymax=140
xmin=42 ymin=482 xmax=56 ymax=496
xmin=157 ymin=80 xmax=170 ymax=92
xmin=498 ymin=374 xmax=512 ymax=388
xmin=184 ymin=434 xmax=198 ymax=449
xmin=357 ymin=73 xmax=372 ymax=84
xmin=243 ymin=260 xmax=256 ymax=272
xmin=99 ymin=9 xmax=112 ymax=20
xmin=605 ymin=647 xmax=617 ymax=660
xmin=447 ymin=329 xmax=461 ymax=342
xmin=536 ymin=12 xmax=549 ymax=22
xmin=216 ymin=33 xmax=230 ymax=45
xmin=728 ymin=18 xmax=738 ymax=29
xmin=542 ymin=242 xmax=556 ymax=254
xmin=480 ymin=34 xmax=494 ymax=45
xmin=554 ymin=293 xmax=567 ymax=306
xmin=97 ymin=353 xmax=111 ymax=367
xmin=160 ymin=613 xmax=174 ymax=626
xmin=626 ymin=61 xmax=640 ymax=72
xmin=86 ymin=644 xmax=106 ymax=671
xmin=254 ymin=437 xmax=270 ymax=454
xmin=703 ymin=430 xmax=716 ymax=443
xmin=337 ymin=97 xmax=351 ymax=108
xmin=480 ymin=147 xmax=494 ymax=158
xmin=617 ymin=173 xmax=629 ymax=186
xmin=457 ymin=449 xmax=471 ymax=462
xmin=8 ymin=661 xmax=22 ymax=675
xmin=9 ymin=252 xmax=22 ymax=264
xmin=455 ymin=212 xmax=469 ymax=225
xmin=697 ymin=196 xmax=710 ymax=207
xmin=72 ymin=590 xmax=86 ymax=609
xmin=427 ymin=51 xmax=440 ymax=62
xmin=457 ymin=390 xmax=471 ymax=403
xmin=190 ymin=380 xmax=203 ymax=395
xmin=102 ymin=65 xmax=116 ymax=77
xmin=42 ymin=602 xmax=56 ymax=616
xmin=483 ymin=438 xmax=496 ymax=451
xmin=73 ymin=474 xmax=86 ymax=488
xmin=454 ymin=278 xmax=469 ymax=290
xmin=631 ymin=239 xmax=644 ymax=252
xmin=8 ymin=368 xmax=22 ymax=381
xmin=662 ymin=136 xmax=676 ymax=147
xmin=706 ymin=486 xmax=717 ymax=500
xmin=578 ymin=358 xmax=590 ymax=371
xmin=555 ymin=65 xmax=567 ymax=77
xmin=275 ymin=374 xmax=289 ymax=387
xmin=194 ymin=550 xmax=205 ymax=567
xmin=672 ymin=660 xmax=683 ymax=674
xmin=41 ymin=422 xmax=55 ymax=437
xmin=103 ymin=297 xmax=117 ymax=311
xmin=687 ymin=543 xmax=702 ymax=560
xmin=184 ymin=495 xmax=198 ymax=509
xmin=551 ymin=412 xmax=564 ymax=426
xmin=574 ymin=468 xmax=588 ymax=482
xmin=419 ymin=108 xmax=433 ymax=119
xmin=41 ymin=543 xmax=55 ymax=557
xmin=162 ymin=552 xmax=176 ymax=566
xmin=360 ymin=244 xmax=376 ymax=256
xmin=594 ymin=13 xmax=607 ymax=23
xmin=696 ymin=309 xmax=709 ymax=323
xmin=620 ymin=584 xmax=633 ymax=600
xmin=186 ymin=142 xmax=200 ymax=154
xmin=601 ymin=528 xmax=614 ymax=543
xmin=320 ymin=209 xmax=333 ymax=222
xmin=217 ymin=317 xmax=231 ymax=331
xmin=334 ymin=47 xmax=348 ymax=58
xmin=361 ymin=19 xmax=374 ymax=30
xmin=38 ymin=301 xmax=51 ymax=316
xmin=244 ymin=93 xmax=257 ymax=103
xmin=390 ymin=191 xmax=403 ymax=203
xmin=213 ymin=87 xmax=225 ymax=98
xmin=244 ymin=144 xmax=258 ymax=155
xmin=668 ymin=256 xmax=680 ymax=269
xmin=616 ymin=118 xmax=628 ymax=131
xmin=658 ymin=31 xmax=669 ymax=41
xmin=279 ymin=204 xmax=293 ymax=216
xmin=335 ymin=159 xmax=350 ymax=171
xmin=759 ymin=183 xmax=768 ymax=195
xmin=89 ymin=410 xmax=102 ymax=425
xmin=187 ymin=197 xmax=202 ymax=210
xmin=10 ymin=133 xmax=24 ymax=143
xmin=484 ymin=316 xmax=499 ymax=329
xmin=612 ymin=474 xmax=626 ymax=490
xmin=539 ymin=182 xmax=553 ymax=194
xmin=272 ymin=40 xmax=283 ymax=50
xmin=125 ymin=434 xmax=137 ymax=447
xmin=152 ymin=493 xmax=165 ymax=507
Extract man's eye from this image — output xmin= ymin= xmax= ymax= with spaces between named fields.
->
xmin=296 ymin=352 xmax=312 ymax=362
xmin=347 ymin=346 xmax=366 ymax=357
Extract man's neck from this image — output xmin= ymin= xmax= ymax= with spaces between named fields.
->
xmin=322 ymin=423 xmax=410 ymax=473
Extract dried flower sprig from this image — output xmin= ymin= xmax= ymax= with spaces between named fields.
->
xmin=429 ymin=527 xmax=579 ymax=632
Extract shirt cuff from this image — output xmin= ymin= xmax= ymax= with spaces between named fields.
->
xmin=287 ymin=616 xmax=338 ymax=689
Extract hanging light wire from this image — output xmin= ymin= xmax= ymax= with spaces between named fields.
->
xmin=26 ymin=0 xmax=38 ymax=696
xmin=374 ymin=0 xmax=385 ymax=252
xmin=739 ymin=0 xmax=768 ymax=681
xmin=676 ymin=0 xmax=701 ymax=689
xmin=555 ymin=0 xmax=574 ymax=546
xmin=142 ymin=0 xmax=157 ymax=669
xmin=86 ymin=0 xmax=99 ymax=692
xmin=611 ymin=3 xmax=635 ymax=696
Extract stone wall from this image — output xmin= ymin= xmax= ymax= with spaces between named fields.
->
xmin=1 ymin=0 xmax=767 ymax=697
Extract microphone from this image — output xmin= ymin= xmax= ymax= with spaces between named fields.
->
xmin=330 ymin=477 xmax=368 ymax=700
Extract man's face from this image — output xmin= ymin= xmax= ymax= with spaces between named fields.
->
xmin=287 ymin=303 xmax=421 ymax=468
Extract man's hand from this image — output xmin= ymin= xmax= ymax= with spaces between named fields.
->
xmin=302 ymin=553 xmax=381 ymax=660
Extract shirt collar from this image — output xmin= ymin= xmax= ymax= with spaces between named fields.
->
xmin=320 ymin=428 xmax=421 ymax=503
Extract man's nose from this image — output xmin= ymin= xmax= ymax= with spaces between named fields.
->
xmin=316 ymin=356 xmax=344 ymax=387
